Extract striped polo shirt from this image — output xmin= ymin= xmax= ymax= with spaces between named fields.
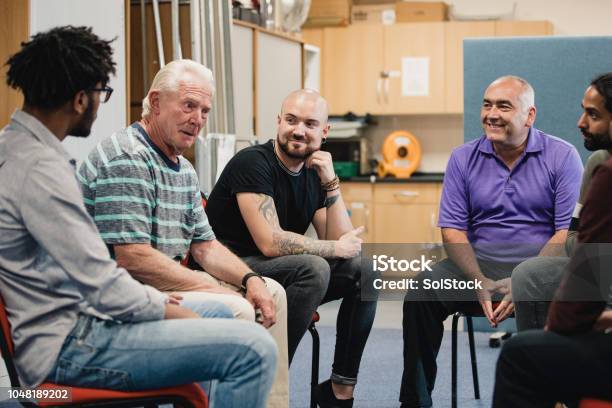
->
xmin=77 ymin=123 xmax=215 ymax=260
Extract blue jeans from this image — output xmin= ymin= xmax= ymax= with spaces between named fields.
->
xmin=46 ymin=300 xmax=278 ymax=408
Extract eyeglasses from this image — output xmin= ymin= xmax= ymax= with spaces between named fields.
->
xmin=90 ymin=85 xmax=114 ymax=103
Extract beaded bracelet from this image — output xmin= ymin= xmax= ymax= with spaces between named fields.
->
xmin=321 ymin=176 xmax=340 ymax=191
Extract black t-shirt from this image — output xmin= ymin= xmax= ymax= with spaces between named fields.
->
xmin=206 ymin=140 xmax=326 ymax=257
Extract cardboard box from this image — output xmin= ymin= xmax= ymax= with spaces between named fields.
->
xmin=305 ymin=0 xmax=351 ymax=27
xmin=396 ymin=1 xmax=448 ymax=22
xmin=351 ymin=4 xmax=396 ymax=25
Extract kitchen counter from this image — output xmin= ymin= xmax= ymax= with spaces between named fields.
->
xmin=341 ymin=172 xmax=444 ymax=183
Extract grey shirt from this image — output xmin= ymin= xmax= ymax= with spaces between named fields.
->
xmin=565 ymin=149 xmax=611 ymax=254
xmin=0 ymin=110 xmax=166 ymax=387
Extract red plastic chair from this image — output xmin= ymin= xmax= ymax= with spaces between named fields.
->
xmin=0 ymin=294 xmax=208 ymax=408
xmin=580 ymin=399 xmax=612 ymax=408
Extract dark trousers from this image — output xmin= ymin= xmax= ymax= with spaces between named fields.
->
xmin=242 ymin=254 xmax=378 ymax=384
xmin=400 ymin=258 xmax=517 ymax=407
xmin=493 ymin=329 xmax=612 ymax=408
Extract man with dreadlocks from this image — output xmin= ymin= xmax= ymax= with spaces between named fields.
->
xmin=0 ymin=26 xmax=277 ymax=408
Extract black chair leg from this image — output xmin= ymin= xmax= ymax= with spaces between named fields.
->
xmin=466 ymin=316 xmax=480 ymax=399
xmin=451 ymin=313 xmax=459 ymax=408
xmin=309 ymin=321 xmax=320 ymax=408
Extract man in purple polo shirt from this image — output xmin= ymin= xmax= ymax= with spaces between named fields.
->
xmin=399 ymin=75 xmax=583 ymax=408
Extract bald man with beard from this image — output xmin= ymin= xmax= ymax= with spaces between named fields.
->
xmin=206 ymin=89 xmax=378 ymax=407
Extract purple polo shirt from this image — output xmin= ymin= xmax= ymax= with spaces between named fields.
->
xmin=439 ymin=127 xmax=583 ymax=262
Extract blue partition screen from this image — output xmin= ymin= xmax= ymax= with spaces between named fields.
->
xmin=463 ymin=36 xmax=612 ymax=163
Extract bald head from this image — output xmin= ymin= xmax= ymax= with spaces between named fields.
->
xmin=486 ymin=75 xmax=535 ymax=113
xmin=280 ymin=89 xmax=329 ymax=122
xmin=276 ymin=89 xmax=331 ymax=160
xmin=481 ymin=75 xmax=537 ymax=146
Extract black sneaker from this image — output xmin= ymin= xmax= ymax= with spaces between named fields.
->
xmin=314 ymin=379 xmax=354 ymax=408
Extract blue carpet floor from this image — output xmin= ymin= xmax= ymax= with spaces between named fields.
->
xmin=290 ymin=327 xmax=502 ymax=408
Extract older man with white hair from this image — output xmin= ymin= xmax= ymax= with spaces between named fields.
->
xmin=78 ymin=59 xmax=289 ymax=407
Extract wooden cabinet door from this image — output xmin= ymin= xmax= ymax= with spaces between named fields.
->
xmin=495 ymin=21 xmax=553 ymax=37
xmin=323 ymin=25 xmax=384 ymax=115
xmin=383 ymin=23 xmax=445 ymax=114
xmin=372 ymin=183 xmax=442 ymax=243
xmin=444 ymin=21 xmax=495 ymax=113
xmin=341 ymin=182 xmax=373 ymax=243
xmin=373 ymin=203 xmax=440 ymax=243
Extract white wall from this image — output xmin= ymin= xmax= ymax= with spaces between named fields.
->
xmin=413 ymin=0 xmax=612 ymax=36
xmin=30 ymin=0 xmax=127 ymax=163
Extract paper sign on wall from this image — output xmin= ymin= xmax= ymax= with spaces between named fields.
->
xmin=401 ymin=57 xmax=430 ymax=97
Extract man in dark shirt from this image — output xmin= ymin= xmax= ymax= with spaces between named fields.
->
xmin=492 ymin=78 xmax=612 ymax=408
xmin=206 ymin=89 xmax=377 ymax=407
xmin=511 ymin=73 xmax=612 ymax=331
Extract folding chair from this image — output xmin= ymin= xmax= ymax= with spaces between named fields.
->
xmin=308 ymin=311 xmax=321 ymax=408
xmin=451 ymin=302 xmax=514 ymax=408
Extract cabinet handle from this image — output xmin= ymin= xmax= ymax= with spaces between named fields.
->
xmin=394 ymin=191 xmax=419 ymax=198
xmin=376 ymin=78 xmax=382 ymax=104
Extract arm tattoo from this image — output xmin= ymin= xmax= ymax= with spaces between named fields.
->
xmin=255 ymin=194 xmax=335 ymax=257
xmin=324 ymin=194 xmax=340 ymax=209
xmin=272 ymin=230 xmax=335 ymax=258
xmin=256 ymin=194 xmax=281 ymax=229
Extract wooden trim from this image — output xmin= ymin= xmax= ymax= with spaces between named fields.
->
xmin=233 ymin=19 xmax=261 ymax=30
xmin=0 ymin=0 xmax=29 ymax=127
xmin=125 ymin=0 xmax=130 ymax=126
xmin=233 ymin=19 xmax=304 ymax=44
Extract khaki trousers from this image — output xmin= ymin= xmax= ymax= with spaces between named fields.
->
xmin=177 ymin=274 xmax=289 ymax=408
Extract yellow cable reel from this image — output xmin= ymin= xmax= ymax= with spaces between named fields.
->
xmin=377 ymin=130 xmax=422 ymax=178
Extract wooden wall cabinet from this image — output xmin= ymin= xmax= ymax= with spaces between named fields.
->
xmin=322 ymin=25 xmax=384 ymax=115
xmin=384 ymin=23 xmax=445 ymax=114
xmin=495 ymin=21 xmax=553 ymax=36
xmin=319 ymin=23 xmax=444 ymax=115
xmin=305 ymin=20 xmax=552 ymax=115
